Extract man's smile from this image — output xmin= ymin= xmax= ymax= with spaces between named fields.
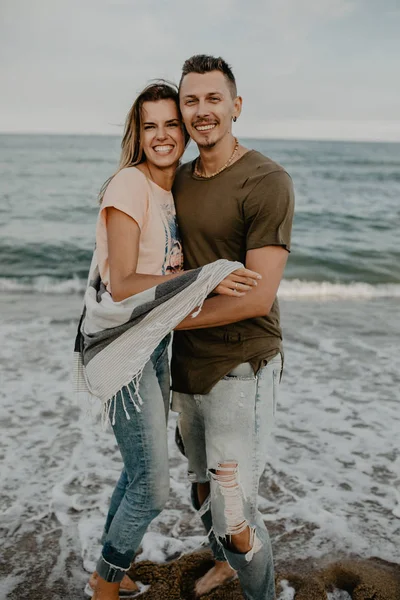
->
xmin=194 ymin=123 xmax=217 ymax=132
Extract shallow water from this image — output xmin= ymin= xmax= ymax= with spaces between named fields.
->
xmin=0 ymin=293 xmax=398 ymax=598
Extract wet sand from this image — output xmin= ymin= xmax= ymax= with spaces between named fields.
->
xmin=1 ymin=294 xmax=399 ymax=599
xmin=2 ymin=535 xmax=400 ymax=600
xmin=126 ymin=550 xmax=400 ymax=599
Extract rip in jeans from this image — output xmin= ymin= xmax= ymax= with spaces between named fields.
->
xmin=205 ymin=462 xmax=263 ymax=563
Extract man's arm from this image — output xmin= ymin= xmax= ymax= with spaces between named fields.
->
xmin=175 ymin=245 xmax=288 ymax=330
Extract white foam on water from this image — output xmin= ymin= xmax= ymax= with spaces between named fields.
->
xmin=277 ymin=579 xmax=295 ymax=599
xmin=279 ymin=279 xmax=400 ymax=299
xmin=1 ymin=276 xmax=400 ymax=299
xmin=0 ymin=575 xmax=25 ymax=598
xmin=327 ymin=590 xmax=352 ymax=600
xmin=0 ymin=275 xmax=86 ymax=294
xmin=0 ymin=293 xmax=399 ymax=596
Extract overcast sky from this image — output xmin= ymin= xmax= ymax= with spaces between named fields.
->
xmin=1 ymin=0 xmax=399 ymax=141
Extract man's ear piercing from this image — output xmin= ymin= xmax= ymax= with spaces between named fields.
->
xmin=233 ymin=116 xmax=237 ymax=122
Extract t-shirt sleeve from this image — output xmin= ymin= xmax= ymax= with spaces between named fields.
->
xmin=244 ymin=170 xmax=294 ymax=252
xmin=100 ymin=167 xmax=148 ymax=230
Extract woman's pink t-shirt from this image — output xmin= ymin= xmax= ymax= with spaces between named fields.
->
xmin=96 ymin=167 xmax=183 ymax=293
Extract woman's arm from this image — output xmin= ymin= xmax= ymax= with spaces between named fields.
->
xmin=175 ymin=246 xmax=288 ymax=329
xmin=107 ymin=207 xmax=181 ymax=301
xmin=107 ymin=207 xmax=261 ymax=302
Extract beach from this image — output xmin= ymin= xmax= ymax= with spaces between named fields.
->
xmin=0 ymin=135 xmax=399 ymax=599
xmin=0 ymin=291 xmax=399 ymax=599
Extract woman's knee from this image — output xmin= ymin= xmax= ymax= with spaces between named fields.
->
xmin=125 ymin=475 xmax=169 ymax=516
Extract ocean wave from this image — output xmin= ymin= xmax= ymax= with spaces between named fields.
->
xmin=0 ymin=276 xmax=86 ymax=294
xmin=279 ymin=280 xmax=400 ymax=299
xmin=1 ymin=276 xmax=400 ymax=299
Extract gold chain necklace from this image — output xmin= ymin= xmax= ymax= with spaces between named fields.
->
xmin=194 ymin=138 xmax=239 ymax=179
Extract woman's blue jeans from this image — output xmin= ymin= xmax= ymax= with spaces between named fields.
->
xmin=96 ymin=335 xmax=171 ymax=583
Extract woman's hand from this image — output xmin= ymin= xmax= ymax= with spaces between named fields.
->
xmin=213 ymin=267 xmax=262 ymax=297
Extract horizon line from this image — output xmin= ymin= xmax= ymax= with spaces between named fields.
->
xmin=0 ymin=131 xmax=399 ymax=145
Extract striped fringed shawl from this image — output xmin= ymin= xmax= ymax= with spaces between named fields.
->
xmin=73 ymin=251 xmax=242 ymax=426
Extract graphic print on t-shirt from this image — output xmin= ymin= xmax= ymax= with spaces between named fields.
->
xmin=159 ymin=200 xmax=184 ymax=274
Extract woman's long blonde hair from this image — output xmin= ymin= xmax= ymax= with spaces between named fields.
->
xmin=99 ymin=81 xmax=189 ymax=202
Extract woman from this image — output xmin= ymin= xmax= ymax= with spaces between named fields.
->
xmin=82 ymin=82 xmax=259 ymax=600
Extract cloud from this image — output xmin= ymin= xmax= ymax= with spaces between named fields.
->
xmin=0 ymin=0 xmax=398 ymax=141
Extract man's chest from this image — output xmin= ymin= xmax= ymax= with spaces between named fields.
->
xmin=175 ymin=183 xmax=246 ymax=242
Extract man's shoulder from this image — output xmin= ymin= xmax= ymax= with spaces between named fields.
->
xmin=240 ymin=150 xmax=291 ymax=196
xmin=244 ymin=150 xmax=288 ymax=178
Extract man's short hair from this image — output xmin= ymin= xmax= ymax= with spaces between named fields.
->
xmin=179 ymin=54 xmax=237 ymax=98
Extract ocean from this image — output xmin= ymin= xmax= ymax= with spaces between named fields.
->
xmin=0 ymin=134 xmax=399 ymax=599
xmin=1 ymin=135 xmax=400 ymax=292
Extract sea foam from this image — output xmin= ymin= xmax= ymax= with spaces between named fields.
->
xmin=1 ymin=293 xmax=398 ymax=594
xmin=279 ymin=279 xmax=400 ymax=299
xmin=1 ymin=276 xmax=400 ymax=299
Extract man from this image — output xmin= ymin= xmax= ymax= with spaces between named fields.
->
xmin=171 ymin=55 xmax=294 ymax=600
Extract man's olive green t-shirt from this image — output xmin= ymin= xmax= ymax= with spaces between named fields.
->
xmin=171 ymin=150 xmax=294 ymax=395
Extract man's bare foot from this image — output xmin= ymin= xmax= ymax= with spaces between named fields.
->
xmin=89 ymin=571 xmax=139 ymax=594
xmin=195 ymin=560 xmax=237 ymax=597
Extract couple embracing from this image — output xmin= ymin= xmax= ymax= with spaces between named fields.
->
xmin=75 ymin=54 xmax=294 ymax=600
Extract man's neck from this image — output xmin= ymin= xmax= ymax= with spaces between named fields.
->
xmin=198 ymin=134 xmax=237 ymax=177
